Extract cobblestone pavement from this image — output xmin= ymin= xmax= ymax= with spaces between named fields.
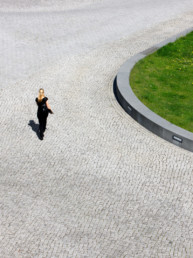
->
xmin=0 ymin=1 xmax=193 ymax=257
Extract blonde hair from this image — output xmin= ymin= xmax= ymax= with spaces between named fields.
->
xmin=38 ymin=88 xmax=45 ymax=102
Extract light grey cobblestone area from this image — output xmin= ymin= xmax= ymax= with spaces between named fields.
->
xmin=0 ymin=1 xmax=193 ymax=257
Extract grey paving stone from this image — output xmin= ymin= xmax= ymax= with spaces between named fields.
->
xmin=0 ymin=1 xmax=193 ymax=257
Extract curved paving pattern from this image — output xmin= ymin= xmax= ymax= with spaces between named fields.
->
xmin=0 ymin=1 xmax=193 ymax=257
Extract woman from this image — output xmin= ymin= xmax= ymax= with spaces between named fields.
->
xmin=35 ymin=88 xmax=53 ymax=140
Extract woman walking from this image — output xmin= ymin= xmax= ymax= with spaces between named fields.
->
xmin=36 ymin=88 xmax=53 ymax=140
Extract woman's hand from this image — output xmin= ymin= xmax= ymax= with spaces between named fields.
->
xmin=48 ymin=109 xmax=54 ymax=114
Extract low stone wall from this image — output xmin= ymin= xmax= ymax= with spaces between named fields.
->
xmin=114 ymin=27 xmax=193 ymax=152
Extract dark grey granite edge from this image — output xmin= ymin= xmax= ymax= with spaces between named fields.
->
xmin=114 ymin=27 xmax=193 ymax=152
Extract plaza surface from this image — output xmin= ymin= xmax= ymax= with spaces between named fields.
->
xmin=0 ymin=0 xmax=193 ymax=257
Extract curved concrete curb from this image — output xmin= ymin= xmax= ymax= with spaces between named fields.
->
xmin=114 ymin=27 xmax=193 ymax=152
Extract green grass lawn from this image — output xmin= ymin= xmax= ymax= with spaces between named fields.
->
xmin=130 ymin=31 xmax=193 ymax=132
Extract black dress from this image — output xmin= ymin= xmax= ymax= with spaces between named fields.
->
xmin=35 ymin=97 xmax=49 ymax=138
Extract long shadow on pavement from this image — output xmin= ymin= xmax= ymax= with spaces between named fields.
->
xmin=28 ymin=120 xmax=41 ymax=140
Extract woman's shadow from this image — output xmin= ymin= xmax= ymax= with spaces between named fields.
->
xmin=28 ymin=120 xmax=41 ymax=140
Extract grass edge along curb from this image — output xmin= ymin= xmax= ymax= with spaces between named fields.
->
xmin=114 ymin=27 xmax=193 ymax=152
xmin=130 ymin=31 xmax=193 ymax=133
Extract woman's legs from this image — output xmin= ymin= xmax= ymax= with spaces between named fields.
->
xmin=38 ymin=117 xmax=44 ymax=139
xmin=42 ymin=115 xmax=48 ymax=133
xmin=38 ymin=114 xmax=48 ymax=139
